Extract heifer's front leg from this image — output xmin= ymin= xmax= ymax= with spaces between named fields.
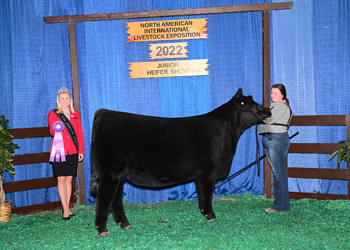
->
xmin=95 ymin=178 xmax=120 ymax=236
xmin=195 ymin=177 xmax=216 ymax=221
xmin=111 ymin=180 xmax=131 ymax=230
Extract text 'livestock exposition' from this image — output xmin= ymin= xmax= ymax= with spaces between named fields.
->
xmin=126 ymin=19 xmax=208 ymax=42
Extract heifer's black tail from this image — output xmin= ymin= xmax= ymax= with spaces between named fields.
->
xmin=90 ymin=110 xmax=101 ymax=195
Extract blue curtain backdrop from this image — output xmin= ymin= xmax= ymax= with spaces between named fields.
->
xmin=271 ymin=0 xmax=350 ymax=195
xmin=1 ymin=0 xmax=349 ymax=208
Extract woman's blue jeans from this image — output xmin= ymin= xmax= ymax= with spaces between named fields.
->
xmin=262 ymin=132 xmax=291 ymax=212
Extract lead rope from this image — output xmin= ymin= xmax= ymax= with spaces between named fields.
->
xmin=215 ymin=131 xmax=299 ymax=187
xmin=256 ymin=124 xmax=260 ymax=176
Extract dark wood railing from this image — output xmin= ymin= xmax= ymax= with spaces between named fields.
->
xmin=264 ymin=115 xmax=350 ymax=200
xmin=3 ymin=127 xmax=77 ymax=215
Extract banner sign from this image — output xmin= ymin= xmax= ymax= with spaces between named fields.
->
xmin=127 ymin=18 xmax=208 ymax=42
xmin=149 ymin=42 xmax=188 ymax=60
xmin=129 ymin=59 xmax=209 ymax=78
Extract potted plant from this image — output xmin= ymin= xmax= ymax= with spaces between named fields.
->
xmin=0 ymin=115 xmax=19 ymax=222
xmin=329 ymin=138 xmax=350 ymax=170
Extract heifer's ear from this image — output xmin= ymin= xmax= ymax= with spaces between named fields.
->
xmin=232 ymin=88 xmax=243 ymax=99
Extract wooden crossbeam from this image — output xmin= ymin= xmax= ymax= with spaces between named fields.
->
xmin=10 ymin=127 xmax=50 ymax=139
xmin=290 ymin=143 xmax=346 ymax=154
xmin=13 ymin=152 xmax=50 ymax=165
xmin=289 ymin=192 xmax=348 ymax=201
xmin=291 ymin=115 xmax=348 ymax=126
xmin=43 ymin=2 xmax=293 ymax=23
xmin=11 ymin=201 xmax=63 ymax=215
xmin=3 ymin=177 xmax=57 ymax=193
xmin=288 ymin=168 xmax=348 ymax=180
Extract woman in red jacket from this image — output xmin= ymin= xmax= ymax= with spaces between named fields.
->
xmin=48 ymin=87 xmax=84 ymax=220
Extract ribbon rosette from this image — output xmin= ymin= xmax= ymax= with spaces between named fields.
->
xmin=49 ymin=121 xmax=66 ymax=162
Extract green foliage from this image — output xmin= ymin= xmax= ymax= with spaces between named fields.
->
xmin=329 ymin=138 xmax=350 ymax=170
xmin=0 ymin=115 xmax=19 ymax=179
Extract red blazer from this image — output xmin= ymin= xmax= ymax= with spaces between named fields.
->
xmin=48 ymin=109 xmax=85 ymax=155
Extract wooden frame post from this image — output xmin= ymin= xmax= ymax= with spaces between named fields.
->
xmin=68 ymin=20 xmax=86 ymax=205
xmin=262 ymin=9 xmax=272 ymax=198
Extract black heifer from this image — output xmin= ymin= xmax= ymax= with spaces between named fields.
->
xmin=90 ymin=88 xmax=271 ymax=236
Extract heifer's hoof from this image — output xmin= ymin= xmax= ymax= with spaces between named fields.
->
xmin=118 ymin=221 xmax=132 ymax=229
xmin=204 ymin=213 xmax=216 ymax=221
xmin=96 ymin=226 xmax=110 ymax=236
xmin=208 ymin=218 xmax=217 ymax=222
xmin=99 ymin=231 xmax=110 ymax=237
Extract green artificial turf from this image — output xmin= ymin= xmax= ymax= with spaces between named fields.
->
xmin=1 ymin=193 xmax=349 ymax=249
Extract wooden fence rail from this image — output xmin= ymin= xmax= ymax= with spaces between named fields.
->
xmin=264 ymin=115 xmax=350 ymax=200
xmin=3 ymin=127 xmax=77 ymax=215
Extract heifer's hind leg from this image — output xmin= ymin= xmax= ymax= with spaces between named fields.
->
xmin=111 ymin=180 xmax=131 ymax=230
xmin=195 ymin=177 xmax=216 ymax=221
xmin=95 ymin=178 xmax=120 ymax=236
xmin=195 ymin=179 xmax=204 ymax=212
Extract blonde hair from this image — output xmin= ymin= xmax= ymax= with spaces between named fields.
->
xmin=56 ymin=87 xmax=75 ymax=113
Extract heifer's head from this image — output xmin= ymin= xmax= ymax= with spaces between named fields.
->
xmin=230 ymin=88 xmax=271 ymax=128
